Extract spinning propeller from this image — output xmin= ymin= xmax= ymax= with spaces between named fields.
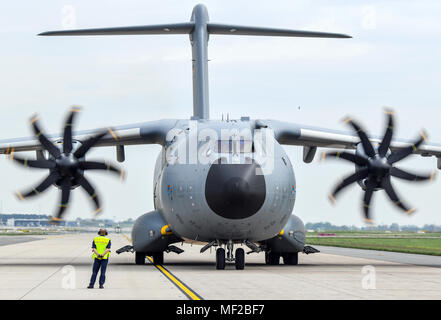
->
xmin=10 ymin=106 xmax=125 ymax=222
xmin=324 ymin=110 xmax=435 ymax=223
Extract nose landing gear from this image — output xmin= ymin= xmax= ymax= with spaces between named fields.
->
xmin=215 ymin=240 xmax=245 ymax=270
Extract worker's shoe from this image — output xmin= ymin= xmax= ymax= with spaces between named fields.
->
xmin=99 ymin=284 xmax=104 ymax=289
xmin=87 ymin=285 xmax=93 ymax=289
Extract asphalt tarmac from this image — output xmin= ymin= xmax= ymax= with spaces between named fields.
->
xmin=0 ymin=233 xmax=440 ymax=299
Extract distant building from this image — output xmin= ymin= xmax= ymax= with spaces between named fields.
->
xmin=6 ymin=218 xmax=72 ymax=227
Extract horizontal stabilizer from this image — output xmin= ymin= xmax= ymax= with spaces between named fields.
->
xmin=39 ymin=22 xmax=195 ymax=36
xmin=208 ymin=23 xmax=351 ymax=38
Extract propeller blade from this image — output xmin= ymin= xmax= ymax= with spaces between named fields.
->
xmin=76 ymin=174 xmax=102 ymax=216
xmin=343 ymin=118 xmax=376 ymax=157
xmin=324 ymin=151 xmax=369 ymax=166
xmin=30 ymin=114 xmax=61 ymax=159
xmin=12 ymin=155 xmax=56 ymax=169
xmin=73 ymin=130 xmax=109 ymax=158
xmin=15 ymin=171 xmax=61 ymax=200
xmin=53 ymin=178 xmax=72 ymax=220
xmin=378 ymin=110 xmax=394 ymax=157
xmin=387 ymin=131 xmax=427 ymax=164
xmin=15 ymin=109 xmax=125 ymax=221
xmin=63 ymin=106 xmax=81 ymax=154
xmin=362 ymin=178 xmax=377 ymax=223
xmin=329 ymin=168 xmax=369 ymax=202
xmin=390 ymin=167 xmax=435 ymax=182
xmin=381 ymin=176 xmax=415 ymax=215
xmin=79 ymin=161 xmax=125 ymax=179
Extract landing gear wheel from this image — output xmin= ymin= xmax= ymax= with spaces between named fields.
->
xmin=216 ymin=248 xmax=225 ymax=270
xmin=235 ymin=248 xmax=245 ymax=270
xmin=266 ymin=252 xmax=280 ymax=265
xmin=135 ymin=252 xmax=146 ymax=265
xmin=152 ymin=252 xmax=164 ymax=265
xmin=282 ymin=252 xmax=299 ymax=265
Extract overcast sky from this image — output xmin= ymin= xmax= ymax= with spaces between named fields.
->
xmin=0 ymin=1 xmax=440 ymax=227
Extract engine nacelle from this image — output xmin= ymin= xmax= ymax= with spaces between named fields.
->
xmin=262 ymin=214 xmax=305 ymax=253
xmin=131 ymin=210 xmax=182 ymax=254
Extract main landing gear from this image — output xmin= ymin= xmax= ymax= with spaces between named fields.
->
xmin=135 ymin=251 xmax=164 ymax=265
xmin=215 ymin=241 xmax=245 ymax=270
xmin=265 ymin=251 xmax=298 ymax=265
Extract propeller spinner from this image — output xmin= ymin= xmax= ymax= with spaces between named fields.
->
xmin=324 ymin=110 xmax=435 ymax=223
xmin=10 ymin=106 xmax=125 ymax=222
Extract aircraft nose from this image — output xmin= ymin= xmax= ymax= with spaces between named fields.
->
xmin=205 ymin=161 xmax=266 ymax=219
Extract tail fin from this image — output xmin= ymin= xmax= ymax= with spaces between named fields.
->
xmin=39 ymin=22 xmax=350 ymax=39
xmin=39 ymin=4 xmax=351 ymax=120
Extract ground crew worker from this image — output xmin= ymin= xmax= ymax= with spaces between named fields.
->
xmin=88 ymin=228 xmax=111 ymax=289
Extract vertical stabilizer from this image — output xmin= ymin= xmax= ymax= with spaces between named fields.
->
xmin=189 ymin=4 xmax=210 ymax=120
xmin=39 ymin=4 xmax=351 ymax=120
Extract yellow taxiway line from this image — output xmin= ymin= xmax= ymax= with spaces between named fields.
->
xmin=121 ymin=233 xmax=202 ymax=300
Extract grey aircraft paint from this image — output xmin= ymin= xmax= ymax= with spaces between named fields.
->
xmin=153 ymin=119 xmax=296 ymax=243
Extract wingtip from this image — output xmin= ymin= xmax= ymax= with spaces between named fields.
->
xmin=38 ymin=31 xmax=60 ymax=36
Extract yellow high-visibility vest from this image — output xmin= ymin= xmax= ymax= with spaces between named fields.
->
xmin=92 ymin=236 xmax=110 ymax=260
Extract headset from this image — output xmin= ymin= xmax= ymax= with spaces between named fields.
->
xmin=98 ymin=229 xmax=108 ymax=236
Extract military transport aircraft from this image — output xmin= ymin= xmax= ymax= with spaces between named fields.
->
xmin=1 ymin=4 xmax=440 ymax=269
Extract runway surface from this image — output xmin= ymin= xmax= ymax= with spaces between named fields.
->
xmin=0 ymin=232 xmax=440 ymax=300
xmin=0 ymin=236 xmax=43 ymax=247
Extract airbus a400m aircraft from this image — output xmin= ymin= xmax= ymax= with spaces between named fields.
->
xmin=2 ymin=4 xmax=441 ymax=269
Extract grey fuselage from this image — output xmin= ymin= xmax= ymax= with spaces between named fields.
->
xmin=151 ymin=119 xmax=296 ymax=242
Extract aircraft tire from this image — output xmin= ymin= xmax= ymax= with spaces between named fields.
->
xmin=216 ymin=248 xmax=225 ymax=270
xmin=267 ymin=252 xmax=280 ymax=265
xmin=235 ymin=248 xmax=245 ymax=270
xmin=152 ymin=252 xmax=164 ymax=265
xmin=135 ymin=252 xmax=146 ymax=265
xmin=282 ymin=252 xmax=299 ymax=265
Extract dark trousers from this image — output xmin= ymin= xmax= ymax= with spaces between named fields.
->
xmin=89 ymin=258 xmax=109 ymax=286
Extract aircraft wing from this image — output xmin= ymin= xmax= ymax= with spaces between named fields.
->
xmin=0 ymin=119 xmax=178 ymax=154
xmin=259 ymin=119 xmax=441 ymax=165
